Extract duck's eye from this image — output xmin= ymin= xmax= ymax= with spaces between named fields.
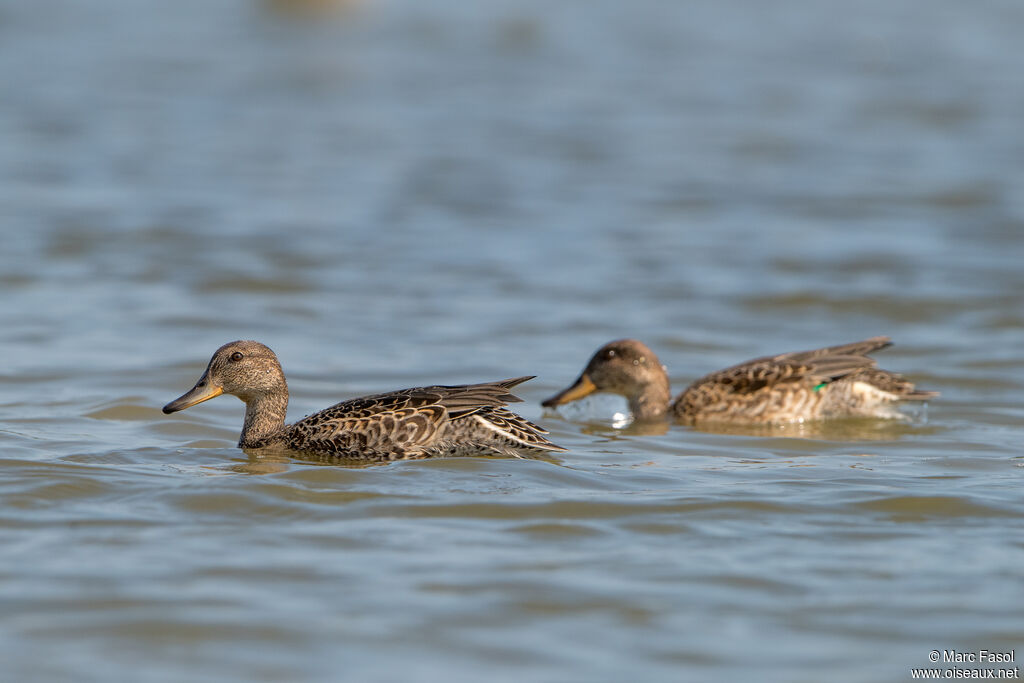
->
xmin=229 ymin=351 xmax=244 ymax=362
xmin=605 ymin=349 xmax=616 ymax=359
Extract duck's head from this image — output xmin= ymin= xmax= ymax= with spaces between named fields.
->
xmin=162 ymin=340 xmax=287 ymax=414
xmin=542 ymin=339 xmax=667 ymax=411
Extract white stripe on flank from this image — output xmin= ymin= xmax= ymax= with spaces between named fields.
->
xmin=472 ymin=414 xmax=557 ymax=451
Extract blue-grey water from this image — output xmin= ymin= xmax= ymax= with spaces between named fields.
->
xmin=1 ymin=1 xmax=1022 ymax=681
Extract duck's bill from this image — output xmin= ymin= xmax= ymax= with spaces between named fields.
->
xmin=541 ymin=373 xmax=598 ymax=408
xmin=162 ymin=379 xmax=223 ymax=414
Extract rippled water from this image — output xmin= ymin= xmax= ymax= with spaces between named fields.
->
xmin=2 ymin=0 xmax=1023 ymax=680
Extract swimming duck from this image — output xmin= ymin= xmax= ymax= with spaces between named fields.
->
xmin=163 ymin=341 xmax=566 ymax=459
xmin=542 ymin=337 xmax=937 ymax=424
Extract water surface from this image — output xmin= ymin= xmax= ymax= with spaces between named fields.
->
xmin=1 ymin=0 xmax=1023 ymax=681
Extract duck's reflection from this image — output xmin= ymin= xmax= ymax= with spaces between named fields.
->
xmin=225 ymin=446 xmax=565 ymax=474
xmin=546 ymin=408 xmax=940 ymax=442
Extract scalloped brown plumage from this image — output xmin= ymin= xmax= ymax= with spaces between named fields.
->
xmin=543 ymin=337 xmax=938 ymax=424
xmin=163 ymin=341 xmax=566 ymax=460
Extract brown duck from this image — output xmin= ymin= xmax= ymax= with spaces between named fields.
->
xmin=163 ymin=340 xmax=566 ymax=460
xmin=542 ymin=337 xmax=937 ymax=424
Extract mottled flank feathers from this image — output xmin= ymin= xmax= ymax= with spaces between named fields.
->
xmin=276 ymin=379 xmax=563 ymax=459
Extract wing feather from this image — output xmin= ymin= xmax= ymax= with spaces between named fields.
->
xmin=282 ymin=377 xmax=541 ymax=457
xmin=695 ymin=337 xmax=893 ymax=395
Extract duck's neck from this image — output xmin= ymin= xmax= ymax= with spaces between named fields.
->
xmin=629 ymin=372 xmax=672 ymax=422
xmin=239 ymin=390 xmax=289 ymax=448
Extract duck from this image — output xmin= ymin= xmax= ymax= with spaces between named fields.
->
xmin=163 ymin=340 xmax=566 ymax=460
xmin=542 ymin=337 xmax=937 ymax=424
